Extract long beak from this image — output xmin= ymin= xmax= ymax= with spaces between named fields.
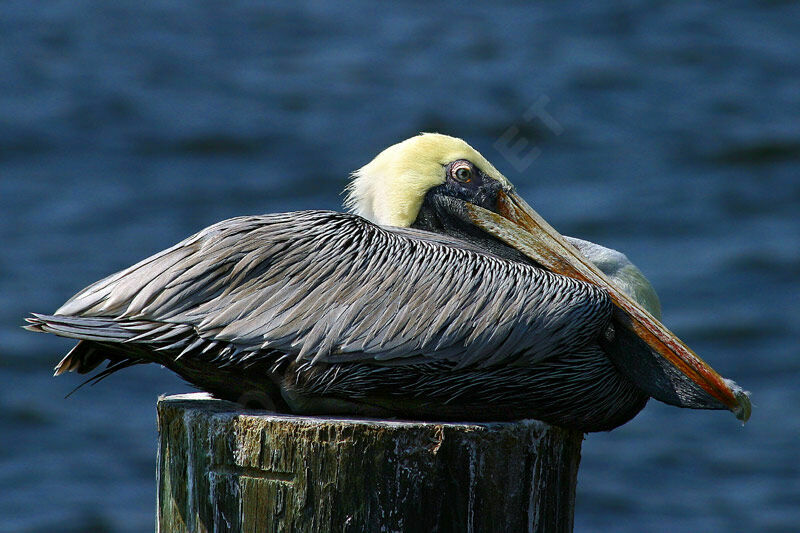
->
xmin=464 ymin=189 xmax=751 ymax=422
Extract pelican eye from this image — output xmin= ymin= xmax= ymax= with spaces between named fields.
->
xmin=450 ymin=161 xmax=473 ymax=183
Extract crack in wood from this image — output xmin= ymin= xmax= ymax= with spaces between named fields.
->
xmin=212 ymin=464 xmax=296 ymax=484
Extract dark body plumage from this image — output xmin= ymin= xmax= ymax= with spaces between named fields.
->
xmin=28 ymin=210 xmax=649 ymax=432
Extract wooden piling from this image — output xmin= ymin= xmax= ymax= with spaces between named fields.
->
xmin=157 ymin=393 xmax=582 ymax=533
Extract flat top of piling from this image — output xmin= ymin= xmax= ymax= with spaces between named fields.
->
xmin=158 ymin=392 xmax=553 ymax=432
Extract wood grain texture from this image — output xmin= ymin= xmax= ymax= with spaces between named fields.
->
xmin=157 ymin=393 xmax=582 ymax=533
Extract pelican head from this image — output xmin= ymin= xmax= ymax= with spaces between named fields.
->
xmin=346 ymin=133 xmax=750 ymax=423
xmin=345 ymin=133 xmax=510 ymax=227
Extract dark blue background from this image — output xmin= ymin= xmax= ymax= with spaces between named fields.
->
xmin=2 ymin=2 xmax=798 ymax=531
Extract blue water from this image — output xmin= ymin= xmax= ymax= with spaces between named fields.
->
xmin=2 ymin=1 xmax=799 ymax=531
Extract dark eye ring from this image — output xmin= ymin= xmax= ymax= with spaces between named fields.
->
xmin=451 ymin=162 xmax=473 ymax=183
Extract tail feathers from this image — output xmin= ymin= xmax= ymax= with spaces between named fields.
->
xmin=27 ymin=312 xmax=240 ymax=382
xmin=52 ymin=340 xmax=142 ymax=397
xmin=54 ymin=340 xmax=109 ymax=376
xmin=25 ymin=313 xmax=146 ymax=378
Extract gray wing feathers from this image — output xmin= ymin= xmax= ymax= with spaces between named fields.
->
xmin=56 ymin=211 xmax=612 ymax=368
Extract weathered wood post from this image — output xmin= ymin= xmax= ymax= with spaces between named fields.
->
xmin=157 ymin=393 xmax=582 ymax=532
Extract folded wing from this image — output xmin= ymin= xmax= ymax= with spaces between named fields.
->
xmin=52 ymin=210 xmax=613 ymax=369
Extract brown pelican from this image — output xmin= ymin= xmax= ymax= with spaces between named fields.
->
xmin=26 ymin=133 xmax=750 ymax=432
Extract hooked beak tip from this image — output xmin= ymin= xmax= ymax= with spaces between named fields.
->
xmin=726 ymin=379 xmax=752 ymax=423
